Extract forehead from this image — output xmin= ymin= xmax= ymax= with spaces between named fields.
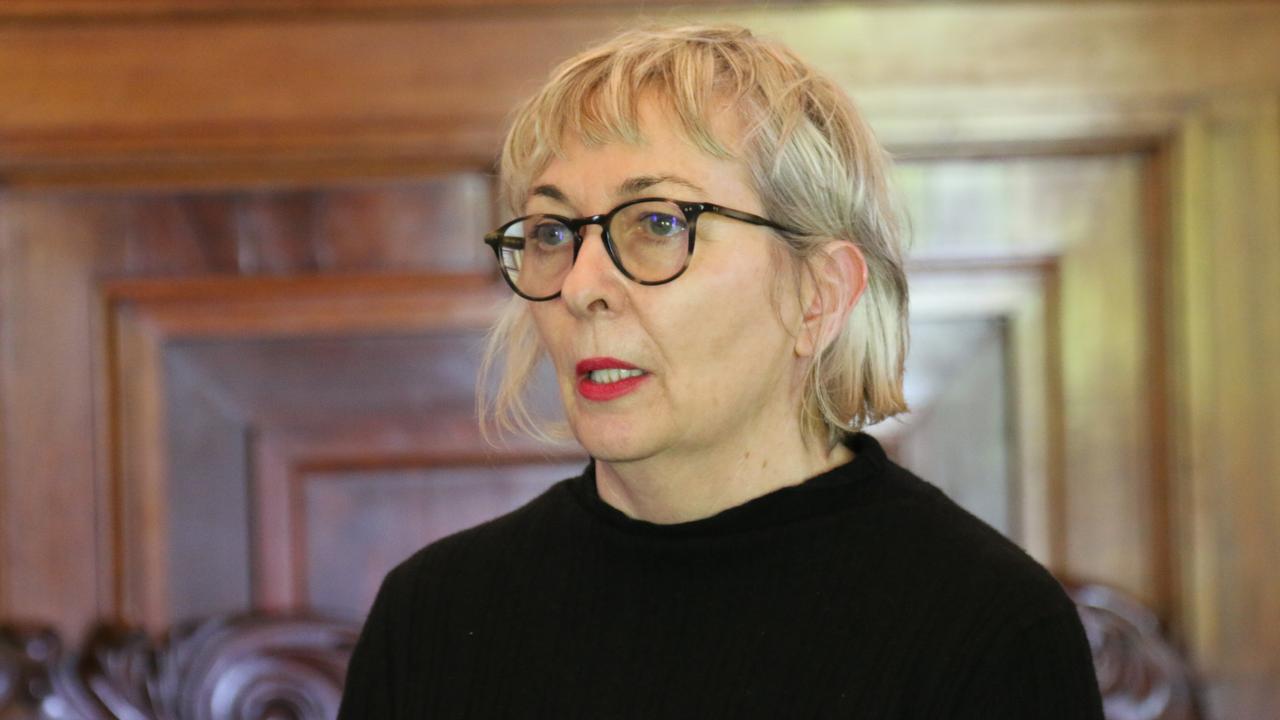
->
xmin=525 ymin=96 xmax=757 ymax=213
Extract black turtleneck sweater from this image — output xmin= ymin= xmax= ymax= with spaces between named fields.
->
xmin=337 ymin=433 xmax=1105 ymax=719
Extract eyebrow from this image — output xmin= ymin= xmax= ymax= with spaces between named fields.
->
xmin=527 ymin=174 xmax=707 ymax=210
xmin=528 ymin=183 xmax=571 ymax=206
xmin=617 ymin=174 xmax=706 ymax=198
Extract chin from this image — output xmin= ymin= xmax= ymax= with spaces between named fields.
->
xmin=568 ymin=416 xmax=657 ymax=463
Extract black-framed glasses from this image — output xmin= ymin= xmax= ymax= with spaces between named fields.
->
xmin=483 ymin=197 xmax=800 ymax=301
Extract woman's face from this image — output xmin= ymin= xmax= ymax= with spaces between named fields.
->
xmin=526 ymin=99 xmax=806 ymax=469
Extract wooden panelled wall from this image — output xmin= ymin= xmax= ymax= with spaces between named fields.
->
xmin=1 ymin=2 xmax=1278 ymax=719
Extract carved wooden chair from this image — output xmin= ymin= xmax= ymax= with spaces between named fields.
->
xmin=1 ymin=581 xmax=1200 ymax=719
xmin=1064 ymin=581 xmax=1203 ymax=720
xmin=2 ymin=617 xmax=355 ymax=720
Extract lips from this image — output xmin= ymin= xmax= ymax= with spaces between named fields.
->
xmin=575 ymin=357 xmax=641 ymax=374
xmin=575 ymin=356 xmax=650 ymax=402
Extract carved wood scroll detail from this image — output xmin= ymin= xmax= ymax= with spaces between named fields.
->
xmin=1066 ymin=582 xmax=1202 ymax=720
xmin=0 ymin=625 xmax=62 ymax=720
xmin=2 ymin=582 xmax=1198 ymax=719
xmin=1 ymin=616 xmax=355 ymax=720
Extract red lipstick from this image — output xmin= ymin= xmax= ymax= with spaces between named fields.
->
xmin=575 ymin=357 xmax=650 ymax=402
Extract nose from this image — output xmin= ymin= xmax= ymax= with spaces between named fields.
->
xmin=559 ymin=223 xmax=624 ymax=316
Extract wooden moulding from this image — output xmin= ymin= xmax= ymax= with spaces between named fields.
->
xmin=903 ymin=257 xmax=1060 ymax=569
xmin=251 ymin=415 xmax=581 ymax=616
xmin=2 ymin=3 xmax=1280 ymax=186
xmin=0 ymin=194 xmax=11 ymax=620
xmin=0 ymin=0 xmax=765 ymax=20
xmin=1169 ymin=97 xmax=1280 ymax=711
xmin=100 ymin=273 xmax=508 ymax=632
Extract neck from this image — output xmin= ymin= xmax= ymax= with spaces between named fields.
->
xmin=593 ymin=425 xmax=854 ymax=525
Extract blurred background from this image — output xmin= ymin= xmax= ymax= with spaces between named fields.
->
xmin=0 ymin=1 xmax=1277 ymax=718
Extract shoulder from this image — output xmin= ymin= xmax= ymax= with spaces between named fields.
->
xmin=850 ymin=458 xmax=1095 ymax=699
xmin=872 ymin=458 xmax=1078 ymax=620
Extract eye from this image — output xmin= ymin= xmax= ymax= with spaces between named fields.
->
xmin=641 ymin=212 xmax=686 ymax=238
xmin=531 ymin=221 xmax=572 ymax=248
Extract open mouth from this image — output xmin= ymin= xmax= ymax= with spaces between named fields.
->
xmin=584 ymin=368 xmax=647 ymax=384
xmin=575 ymin=357 xmax=650 ymax=401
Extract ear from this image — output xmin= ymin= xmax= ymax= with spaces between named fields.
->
xmin=795 ymin=241 xmax=868 ymax=358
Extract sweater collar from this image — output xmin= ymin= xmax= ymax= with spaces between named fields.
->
xmin=566 ymin=432 xmax=894 ymax=539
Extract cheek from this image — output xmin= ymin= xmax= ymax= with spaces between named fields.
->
xmin=653 ymin=256 xmax=786 ymax=387
xmin=528 ymin=306 xmax=574 ymax=381
xmin=527 ymin=306 xmax=553 ymax=354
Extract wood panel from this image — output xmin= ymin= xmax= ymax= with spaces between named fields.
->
xmin=0 ymin=0 xmax=762 ymax=19
xmin=895 ymin=153 xmax=1167 ymax=615
xmin=1173 ymin=96 xmax=1280 ymax=718
xmin=884 ymin=263 xmax=1059 ymax=568
xmin=163 ymin=346 xmax=253 ymax=620
xmin=301 ymin=461 xmax=580 ymax=620
xmin=0 ymin=195 xmax=105 ymax=631
xmin=3 ymin=3 xmax=1280 ymax=185
xmin=156 ymin=330 xmax=576 ymax=621
xmin=1055 ymin=153 xmax=1161 ymax=606
xmin=105 ymin=275 xmax=577 ymax=631
xmin=0 ymin=178 xmax=495 ymax=635
xmin=882 ymin=317 xmax=1013 ymax=536
xmin=0 ymin=192 xmax=10 ymax=620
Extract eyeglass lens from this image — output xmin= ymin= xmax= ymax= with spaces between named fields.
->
xmin=496 ymin=200 xmax=690 ymax=298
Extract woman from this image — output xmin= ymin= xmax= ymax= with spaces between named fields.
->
xmin=339 ymin=25 xmax=1104 ymax=719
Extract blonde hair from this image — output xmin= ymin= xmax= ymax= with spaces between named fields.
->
xmin=478 ymin=23 xmax=909 ymax=446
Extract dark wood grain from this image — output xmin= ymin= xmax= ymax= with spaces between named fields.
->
xmin=101 ymin=271 xmax=572 ymax=632
xmin=100 ymin=179 xmax=493 ymax=277
xmin=0 ymin=178 xmax=495 ymax=636
xmin=4 ymin=4 xmax=1280 ymax=185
